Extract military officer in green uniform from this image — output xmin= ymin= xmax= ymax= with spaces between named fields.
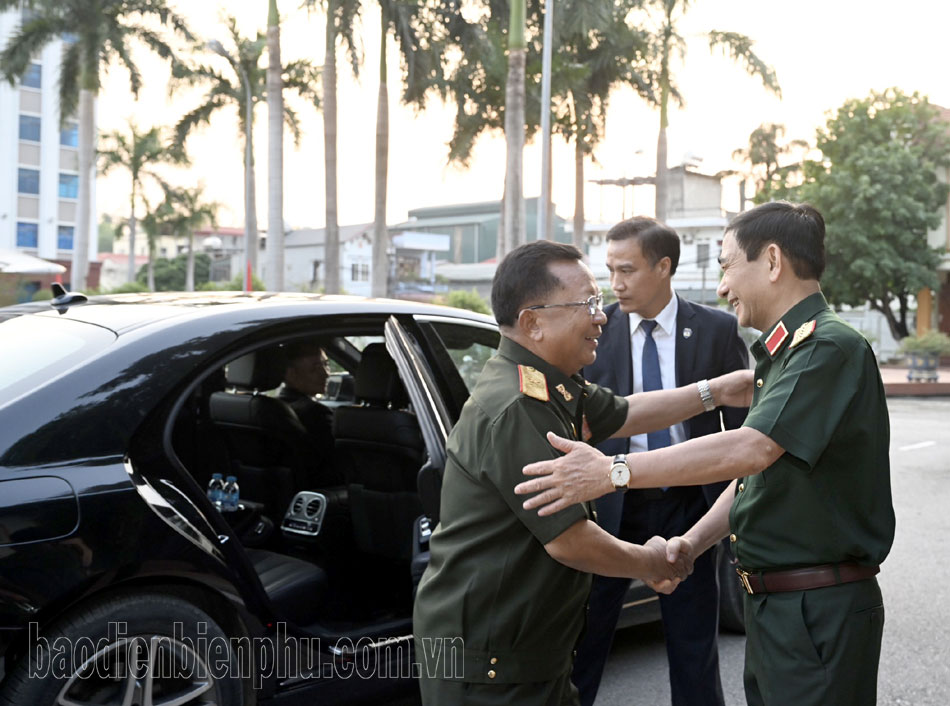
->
xmin=413 ymin=240 xmax=753 ymax=705
xmin=516 ymin=202 xmax=895 ymax=706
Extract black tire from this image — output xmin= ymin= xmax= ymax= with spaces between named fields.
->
xmin=0 ymin=592 xmax=247 ymax=706
xmin=716 ymin=541 xmax=746 ymax=634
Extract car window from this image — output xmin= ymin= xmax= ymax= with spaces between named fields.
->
xmin=0 ymin=315 xmax=115 ymax=405
xmin=425 ymin=322 xmax=499 ymax=393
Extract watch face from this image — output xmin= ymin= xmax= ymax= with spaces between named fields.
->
xmin=611 ymin=464 xmax=630 ymax=487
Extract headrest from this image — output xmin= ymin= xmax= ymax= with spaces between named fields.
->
xmin=226 ymin=347 xmax=286 ymax=392
xmin=354 ymin=343 xmax=408 ymax=407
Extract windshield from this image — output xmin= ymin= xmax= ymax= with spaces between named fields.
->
xmin=0 ymin=315 xmax=116 ymax=405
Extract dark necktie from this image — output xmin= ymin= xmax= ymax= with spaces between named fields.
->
xmin=641 ymin=319 xmax=672 ymax=451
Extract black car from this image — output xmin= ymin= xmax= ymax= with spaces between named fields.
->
xmin=0 ymin=291 xmax=742 ymax=706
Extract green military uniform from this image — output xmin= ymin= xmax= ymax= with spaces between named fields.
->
xmin=731 ymin=292 xmax=895 ymax=706
xmin=413 ymin=337 xmax=628 ymax=706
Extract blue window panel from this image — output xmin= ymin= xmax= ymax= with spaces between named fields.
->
xmin=16 ymin=222 xmax=38 ymax=248
xmin=60 ymin=122 xmax=78 ymax=147
xmin=57 ymin=225 xmax=74 ymax=250
xmin=22 ymin=63 xmax=41 ymax=89
xmin=62 ymin=32 xmax=78 ymax=44
xmin=59 ymin=173 xmax=79 ymax=199
xmin=18 ymin=168 xmax=40 ymax=194
xmin=19 ymin=114 xmax=41 ymax=142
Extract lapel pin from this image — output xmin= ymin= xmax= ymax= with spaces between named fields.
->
xmin=683 ymin=328 xmax=692 ymax=339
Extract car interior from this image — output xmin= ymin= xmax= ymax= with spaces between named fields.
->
xmin=160 ymin=318 xmax=499 ymax=656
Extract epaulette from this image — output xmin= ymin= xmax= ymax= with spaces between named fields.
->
xmin=788 ymin=320 xmax=817 ymax=349
xmin=518 ymin=364 xmax=549 ymax=402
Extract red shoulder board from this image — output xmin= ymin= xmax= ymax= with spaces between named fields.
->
xmin=764 ymin=321 xmax=789 ymax=356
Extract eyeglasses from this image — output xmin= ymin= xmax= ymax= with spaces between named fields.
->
xmin=520 ymin=293 xmax=604 ymax=317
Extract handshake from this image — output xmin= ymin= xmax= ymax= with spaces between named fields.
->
xmin=641 ymin=535 xmax=694 ymax=594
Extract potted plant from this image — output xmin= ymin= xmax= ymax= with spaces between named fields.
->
xmin=900 ymin=330 xmax=950 ymax=382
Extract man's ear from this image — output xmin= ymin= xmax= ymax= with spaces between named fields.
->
xmin=766 ymin=243 xmax=783 ymax=283
xmin=518 ymin=309 xmax=544 ymax=341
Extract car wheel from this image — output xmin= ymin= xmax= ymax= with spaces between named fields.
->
xmin=0 ymin=592 xmax=247 ymax=706
xmin=716 ymin=541 xmax=746 ymax=634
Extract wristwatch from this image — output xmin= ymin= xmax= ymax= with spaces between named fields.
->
xmin=609 ymin=454 xmax=630 ymax=490
xmin=697 ymin=378 xmax=716 ymax=412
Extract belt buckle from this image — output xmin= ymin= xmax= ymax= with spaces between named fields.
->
xmin=736 ymin=568 xmax=754 ymax=594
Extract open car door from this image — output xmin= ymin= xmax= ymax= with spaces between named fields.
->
xmin=384 ymin=315 xmax=453 ymax=590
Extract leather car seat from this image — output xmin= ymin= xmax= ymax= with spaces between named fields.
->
xmin=332 ymin=343 xmax=425 ymax=562
xmin=208 ymin=347 xmax=321 ymax=517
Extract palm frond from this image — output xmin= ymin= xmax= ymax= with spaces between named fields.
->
xmin=0 ymin=15 xmax=65 ymax=83
xmin=707 ymin=30 xmax=781 ymax=98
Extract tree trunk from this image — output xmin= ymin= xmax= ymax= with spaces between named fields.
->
xmin=654 ymin=17 xmax=673 ymax=223
xmin=185 ymin=229 xmax=196 ymax=292
xmin=127 ymin=197 xmax=137 ymax=284
xmin=72 ymin=88 xmax=95 ymax=291
xmin=573 ymin=134 xmax=585 ymax=253
xmin=871 ymin=296 xmax=909 ymax=341
xmin=244 ymin=111 xmax=259 ymax=280
xmin=372 ymin=4 xmax=390 ymax=298
xmin=324 ymin=0 xmax=341 ymax=293
xmin=502 ymin=0 xmax=526 ymax=257
xmin=147 ymin=244 xmax=156 ymax=292
xmin=266 ymin=0 xmax=284 ymax=291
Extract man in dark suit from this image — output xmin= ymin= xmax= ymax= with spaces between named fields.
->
xmin=572 ymin=217 xmax=749 ymax=706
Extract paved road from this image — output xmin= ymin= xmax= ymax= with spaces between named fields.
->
xmin=596 ymin=397 xmax=950 ymax=706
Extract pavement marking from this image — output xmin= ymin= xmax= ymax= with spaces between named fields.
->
xmin=897 ymin=441 xmax=937 ymax=452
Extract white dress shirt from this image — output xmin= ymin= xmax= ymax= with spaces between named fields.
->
xmin=627 ymin=293 xmax=686 ymax=453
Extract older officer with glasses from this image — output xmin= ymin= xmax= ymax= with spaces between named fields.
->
xmin=413 ymin=240 xmax=752 ymax=706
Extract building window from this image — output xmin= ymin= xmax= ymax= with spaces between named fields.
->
xmin=16 ymin=222 xmax=38 ymax=248
xmin=361 ymin=263 xmax=369 ymax=280
xmin=350 ymin=263 xmax=369 ymax=281
xmin=57 ymin=225 xmax=74 ymax=250
xmin=22 ymin=63 xmax=41 ymax=89
xmin=19 ymin=114 xmax=41 ymax=142
xmin=18 ymin=168 xmax=40 ymax=194
xmin=60 ymin=121 xmax=78 ymax=147
xmin=59 ymin=173 xmax=79 ymax=199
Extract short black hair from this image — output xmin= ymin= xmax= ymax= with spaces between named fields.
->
xmin=727 ymin=201 xmax=825 ymax=280
xmin=491 ymin=241 xmax=584 ymax=327
xmin=605 ymin=216 xmax=680 ymax=275
xmin=284 ymin=339 xmax=323 ymax=362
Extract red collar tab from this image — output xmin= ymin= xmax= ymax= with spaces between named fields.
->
xmin=764 ymin=321 xmax=789 ymax=357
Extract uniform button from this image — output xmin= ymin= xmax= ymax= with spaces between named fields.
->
xmin=487 ymin=670 xmax=496 ymax=679
xmin=730 ymin=533 xmax=737 ymax=543
xmin=756 ymin=379 xmax=764 ymax=388
xmin=490 ymin=658 xmax=498 ymax=665
xmin=738 ymin=483 xmax=745 ymax=492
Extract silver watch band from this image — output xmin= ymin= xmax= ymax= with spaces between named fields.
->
xmin=697 ymin=379 xmax=716 ymax=412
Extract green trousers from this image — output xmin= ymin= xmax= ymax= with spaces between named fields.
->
xmin=744 ymin=578 xmax=884 ymax=706
xmin=419 ymin=669 xmax=580 ymax=706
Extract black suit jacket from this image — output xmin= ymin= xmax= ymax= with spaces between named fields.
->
xmin=584 ymin=296 xmax=749 ymax=535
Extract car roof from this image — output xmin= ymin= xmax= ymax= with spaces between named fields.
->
xmin=9 ymin=291 xmax=496 ymax=334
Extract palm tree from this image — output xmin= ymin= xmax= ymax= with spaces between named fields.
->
xmin=173 ymin=18 xmax=320 ymax=286
xmin=372 ymin=0 xmax=436 ymax=297
xmin=164 ymin=186 xmax=219 ymax=292
xmin=99 ymin=124 xmax=185 ymax=283
xmin=303 ymin=0 xmax=361 ymax=294
xmin=501 ymin=0 xmax=527 ymax=257
xmin=553 ymin=0 xmax=657 ymax=251
xmin=732 ymin=122 xmax=809 ymax=207
xmin=649 ymin=0 xmax=780 ymax=222
xmin=0 ymin=0 xmax=191 ymax=291
xmin=267 ymin=0 xmax=284 ymax=291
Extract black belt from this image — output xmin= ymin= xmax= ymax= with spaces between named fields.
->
xmin=736 ymin=562 xmax=880 ymax=595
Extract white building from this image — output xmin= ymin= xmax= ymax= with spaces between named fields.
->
xmin=0 ymin=7 xmax=96 ymax=280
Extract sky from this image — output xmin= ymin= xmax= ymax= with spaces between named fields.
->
xmin=96 ymin=0 xmax=950 ymax=233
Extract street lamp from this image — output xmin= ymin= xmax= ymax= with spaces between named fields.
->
xmin=207 ymin=39 xmax=253 ymax=293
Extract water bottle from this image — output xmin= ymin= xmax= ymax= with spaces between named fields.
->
xmin=222 ymin=475 xmax=240 ymax=512
xmin=206 ymin=473 xmax=225 ymax=510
